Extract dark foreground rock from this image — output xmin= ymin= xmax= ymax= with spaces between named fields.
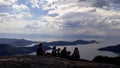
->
xmin=93 ymin=56 xmax=120 ymax=66
xmin=0 ymin=55 xmax=119 ymax=68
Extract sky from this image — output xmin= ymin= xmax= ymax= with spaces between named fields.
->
xmin=0 ymin=0 xmax=120 ymax=42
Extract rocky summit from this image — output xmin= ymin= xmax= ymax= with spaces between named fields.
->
xmin=0 ymin=55 xmax=119 ymax=68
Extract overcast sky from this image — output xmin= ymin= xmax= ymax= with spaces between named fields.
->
xmin=0 ymin=0 xmax=120 ymax=42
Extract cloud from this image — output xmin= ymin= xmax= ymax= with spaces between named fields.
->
xmin=0 ymin=0 xmax=120 ymax=41
xmin=11 ymin=4 xmax=29 ymax=12
xmin=78 ymin=0 xmax=120 ymax=7
xmin=10 ymin=4 xmax=31 ymax=19
xmin=29 ymin=0 xmax=48 ymax=8
xmin=35 ymin=0 xmax=120 ymax=38
xmin=0 ymin=15 xmax=60 ymax=35
xmin=0 ymin=0 xmax=16 ymax=5
xmin=0 ymin=1 xmax=31 ymax=22
xmin=24 ymin=19 xmax=61 ymax=34
xmin=0 ymin=12 xmax=32 ymax=22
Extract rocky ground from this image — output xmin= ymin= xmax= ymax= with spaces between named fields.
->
xmin=0 ymin=55 xmax=119 ymax=68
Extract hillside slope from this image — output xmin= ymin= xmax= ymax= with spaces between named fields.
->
xmin=0 ymin=44 xmax=25 ymax=55
xmin=0 ymin=38 xmax=37 ymax=46
xmin=0 ymin=55 xmax=119 ymax=68
xmin=0 ymin=44 xmax=51 ymax=56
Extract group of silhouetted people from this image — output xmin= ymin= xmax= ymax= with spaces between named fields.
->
xmin=36 ymin=43 xmax=80 ymax=60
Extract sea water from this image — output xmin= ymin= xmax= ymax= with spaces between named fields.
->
xmin=30 ymin=42 xmax=119 ymax=60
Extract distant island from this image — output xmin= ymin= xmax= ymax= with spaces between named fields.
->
xmin=43 ymin=39 xmax=99 ymax=46
xmin=0 ymin=38 xmax=99 ymax=47
xmin=98 ymin=44 xmax=120 ymax=55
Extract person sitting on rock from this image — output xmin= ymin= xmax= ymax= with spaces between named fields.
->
xmin=61 ymin=47 xmax=67 ymax=58
xmin=72 ymin=47 xmax=80 ymax=60
xmin=52 ymin=46 xmax=57 ymax=56
xmin=56 ymin=48 xmax=61 ymax=56
xmin=36 ymin=43 xmax=45 ymax=55
xmin=67 ymin=51 xmax=72 ymax=59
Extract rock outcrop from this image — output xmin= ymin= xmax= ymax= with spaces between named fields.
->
xmin=0 ymin=55 xmax=119 ymax=68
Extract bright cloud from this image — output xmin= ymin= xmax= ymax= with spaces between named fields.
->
xmin=0 ymin=12 xmax=31 ymax=22
xmin=0 ymin=0 xmax=16 ymax=5
xmin=12 ymin=4 xmax=29 ymax=12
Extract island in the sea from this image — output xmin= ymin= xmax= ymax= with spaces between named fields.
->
xmin=98 ymin=44 xmax=120 ymax=55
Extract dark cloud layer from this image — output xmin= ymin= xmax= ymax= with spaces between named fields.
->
xmin=93 ymin=0 xmax=109 ymax=7
xmin=78 ymin=0 xmax=120 ymax=8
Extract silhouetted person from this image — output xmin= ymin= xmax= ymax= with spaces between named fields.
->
xmin=67 ymin=51 xmax=72 ymax=58
xmin=36 ymin=43 xmax=45 ymax=55
xmin=52 ymin=46 xmax=57 ymax=56
xmin=61 ymin=47 xmax=67 ymax=58
xmin=72 ymin=47 xmax=80 ymax=60
xmin=56 ymin=48 xmax=61 ymax=56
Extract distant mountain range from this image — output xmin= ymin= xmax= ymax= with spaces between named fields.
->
xmin=0 ymin=38 xmax=99 ymax=47
xmin=98 ymin=44 xmax=120 ymax=55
